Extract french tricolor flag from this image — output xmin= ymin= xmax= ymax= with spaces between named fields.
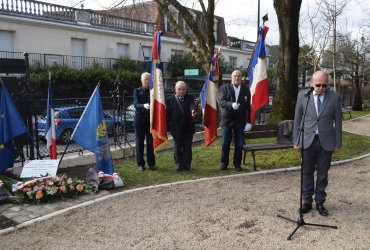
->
xmin=150 ymin=31 xmax=168 ymax=151
xmin=248 ymin=25 xmax=269 ymax=124
xmin=45 ymin=78 xmax=57 ymax=159
xmin=200 ymin=75 xmax=218 ymax=147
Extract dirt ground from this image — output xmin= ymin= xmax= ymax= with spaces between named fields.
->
xmin=0 ymin=155 xmax=369 ymax=249
xmin=1 ymin=115 xmax=369 ymax=249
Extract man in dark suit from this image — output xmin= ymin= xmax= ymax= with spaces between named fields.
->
xmin=219 ymin=70 xmax=251 ymax=172
xmin=166 ymin=81 xmax=197 ymax=171
xmin=133 ymin=72 xmax=155 ymax=171
xmin=293 ymin=70 xmax=342 ymax=216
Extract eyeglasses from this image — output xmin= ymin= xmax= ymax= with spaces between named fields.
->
xmin=315 ymin=84 xmax=328 ymax=88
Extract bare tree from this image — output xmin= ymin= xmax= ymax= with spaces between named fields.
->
xmin=321 ymin=0 xmax=347 ymax=92
xmin=299 ymin=1 xmax=332 ymax=73
xmin=153 ymin=0 xmax=215 ymax=71
xmin=112 ymin=0 xmax=216 ymax=71
xmin=270 ymin=0 xmax=302 ymax=123
xmin=338 ymin=33 xmax=370 ymax=110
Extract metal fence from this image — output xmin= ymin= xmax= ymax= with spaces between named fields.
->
xmin=14 ymin=91 xmax=207 ymax=165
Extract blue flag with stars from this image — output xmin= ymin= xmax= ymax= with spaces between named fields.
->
xmin=0 ymin=83 xmax=27 ymax=172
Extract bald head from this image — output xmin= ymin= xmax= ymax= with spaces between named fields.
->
xmin=311 ymin=71 xmax=329 ymax=94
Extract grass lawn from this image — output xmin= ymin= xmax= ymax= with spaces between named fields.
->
xmin=114 ymin=111 xmax=370 ymax=189
xmin=343 ymin=110 xmax=370 ymax=121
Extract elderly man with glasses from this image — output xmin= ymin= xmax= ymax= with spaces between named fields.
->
xmin=293 ymin=71 xmax=342 ymax=217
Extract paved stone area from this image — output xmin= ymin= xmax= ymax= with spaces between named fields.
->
xmin=1 ymin=114 xmax=369 ymax=232
xmin=0 ymin=190 xmax=110 ymax=227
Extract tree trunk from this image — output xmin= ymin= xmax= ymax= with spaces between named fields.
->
xmin=352 ymin=76 xmax=363 ymax=111
xmin=270 ymin=0 xmax=302 ymax=123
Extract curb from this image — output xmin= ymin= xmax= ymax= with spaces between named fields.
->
xmin=1 ymin=152 xmax=370 ymax=236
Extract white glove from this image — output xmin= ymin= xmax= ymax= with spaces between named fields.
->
xmin=244 ymin=123 xmax=252 ymax=132
xmin=143 ymin=103 xmax=150 ymax=110
xmin=232 ymin=102 xmax=240 ymax=110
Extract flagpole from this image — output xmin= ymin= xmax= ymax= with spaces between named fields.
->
xmin=257 ymin=0 xmax=260 ymax=39
xmin=246 ymin=14 xmax=268 ymax=82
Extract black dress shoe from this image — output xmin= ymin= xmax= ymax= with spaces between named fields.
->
xmin=316 ymin=204 xmax=329 ymax=216
xmin=148 ymin=165 xmax=156 ymax=171
xmin=175 ymin=165 xmax=182 ymax=171
xmin=138 ymin=166 xmax=145 ymax=171
xmin=235 ymin=166 xmax=242 ymax=172
xmin=183 ymin=166 xmax=191 ymax=171
xmin=300 ymin=203 xmax=312 ymax=214
xmin=220 ymin=165 xmax=227 ymax=170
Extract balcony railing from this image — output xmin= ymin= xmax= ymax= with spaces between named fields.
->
xmin=0 ymin=51 xmax=168 ymax=76
xmin=0 ymin=0 xmax=153 ymax=35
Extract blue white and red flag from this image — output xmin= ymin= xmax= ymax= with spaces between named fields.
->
xmin=150 ymin=31 xmax=168 ymax=152
xmin=45 ymin=78 xmax=57 ymax=159
xmin=248 ymin=25 xmax=269 ymax=124
xmin=200 ymin=52 xmax=219 ymax=147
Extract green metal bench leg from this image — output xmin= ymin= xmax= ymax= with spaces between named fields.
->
xmin=252 ymin=151 xmax=257 ymax=171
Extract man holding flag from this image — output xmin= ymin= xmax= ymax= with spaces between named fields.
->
xmin=219 ymin=70 xmax=251 ymax=172
xmin=71 ymin=84 xmax=114 ymax=174
xmin=45 ymin=74 xmax=57 ymax=159
xmin=0 ymin=80 xmax=27 ymax=173
xmin=247 ymin=15 xmax=269 ymax=125
xmin=150 ymin=31 xmax=168 ymax=152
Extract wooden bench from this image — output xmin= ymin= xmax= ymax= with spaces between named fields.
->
xmin=242 ymin=123 xmax=293 ymax=171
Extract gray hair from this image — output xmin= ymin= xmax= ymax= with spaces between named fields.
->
xmin=141 ymin=72 xmax=151 ymax=81
xmin=175 ymin=81 xmax=187 ymax=89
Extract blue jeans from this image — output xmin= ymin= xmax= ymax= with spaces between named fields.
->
xmin=221 ymin=126 xmax=244 ymax=168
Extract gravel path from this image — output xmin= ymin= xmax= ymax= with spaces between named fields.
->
xmin=0 ymin=115 xmax=369 ymax=249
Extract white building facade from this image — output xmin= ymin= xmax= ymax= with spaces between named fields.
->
xmin=0 ymin=0 xmax=261 ymax=76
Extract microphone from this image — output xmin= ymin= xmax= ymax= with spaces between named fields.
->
xmin=304 ymin=87 xmax=314 ymax=97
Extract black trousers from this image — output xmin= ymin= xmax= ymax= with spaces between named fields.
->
xmin=173 ymin=132 xmax=193 ymax=169
xmin=134 ymin=125 xmax=155 ymax=167
xmin=302 ymin=136 xmax=333 ymax=204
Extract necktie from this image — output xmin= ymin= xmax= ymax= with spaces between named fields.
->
xmin=317 ymin=94 xmax=322 ymax=113
xmin=179 ymin=96 xmax=184 ymax=104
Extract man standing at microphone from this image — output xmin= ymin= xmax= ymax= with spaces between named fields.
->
xmin=293 ymin=71 xmax=342 ymax=216
xmin=219 ymin=70 xmax=251 ymax=172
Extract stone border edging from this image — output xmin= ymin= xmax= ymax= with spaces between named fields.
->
xmin=1 ymin=152 xmax=370 ymax=236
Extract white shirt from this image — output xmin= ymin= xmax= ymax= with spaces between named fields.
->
xmin=232 ymin=83 xmax=240 ymax=102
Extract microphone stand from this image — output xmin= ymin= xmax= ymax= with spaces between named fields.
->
xmin=277 ymin=92 xmax=337 ymax=240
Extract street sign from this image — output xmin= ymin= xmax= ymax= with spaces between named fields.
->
xmin=184 ymin=69 xmax=199 ymax=76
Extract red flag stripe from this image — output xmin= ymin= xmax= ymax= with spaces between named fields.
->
xmin=250 ymin=78 xmax=269 ymax=124
xmin=204 ymin=104 xmax=217 ymax=147
xmin=151 ymin=100 xmax=167 ymax=149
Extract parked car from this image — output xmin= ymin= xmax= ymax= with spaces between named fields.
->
xmin=36 ymin=106 xmax=130 ymax=144
xmin=123 ymin=104 xmax=135 ymax=131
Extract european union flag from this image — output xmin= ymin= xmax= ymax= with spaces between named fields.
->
xmin=71 ymin=86 xmax=114 ymax=174
xmin=0 ymin=83 xmax=27 ymax=172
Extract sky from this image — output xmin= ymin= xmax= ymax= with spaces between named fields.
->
xmin=43 ymin=0 xmax=370 ymax=46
